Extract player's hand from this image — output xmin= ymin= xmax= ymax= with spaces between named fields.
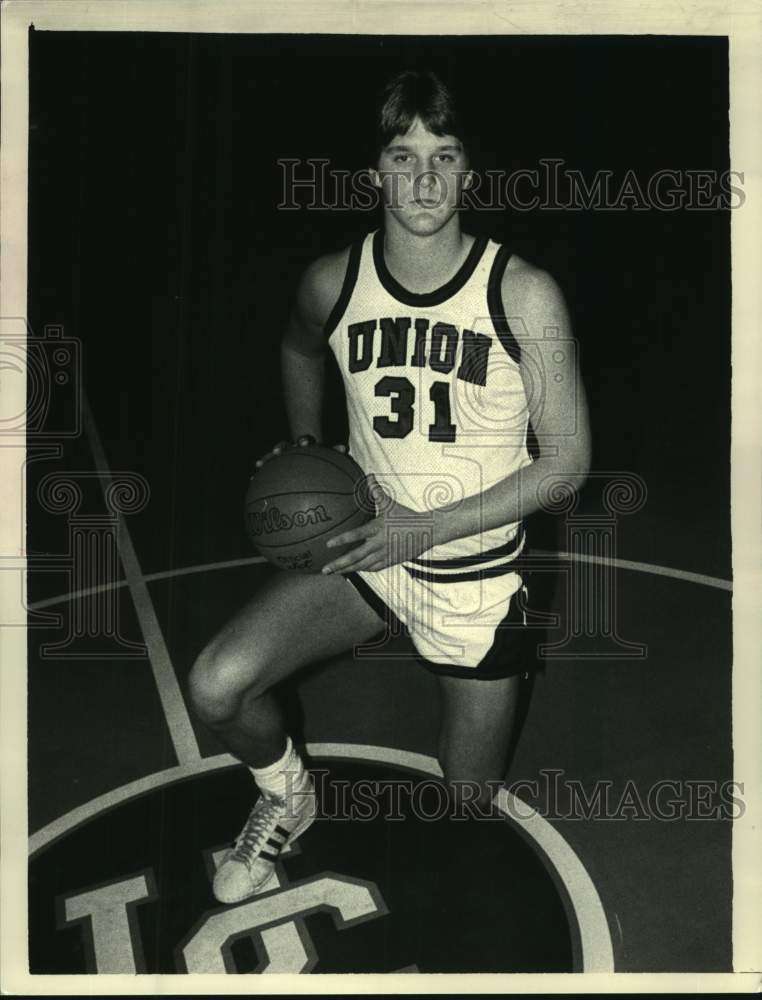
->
xmin=321 ymin=474 xmax=437 ymax=574
xmin=254 ymin=436 xmax=347 ymax=470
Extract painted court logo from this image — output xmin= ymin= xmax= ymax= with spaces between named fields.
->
xmin=29 ymin=756 xmax=589 ymax=974
xmin=57 ymin=845 xmax=388 ymax=974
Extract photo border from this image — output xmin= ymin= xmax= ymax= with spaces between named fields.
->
xmin=1 ymin=1 xmax=759 ymax=993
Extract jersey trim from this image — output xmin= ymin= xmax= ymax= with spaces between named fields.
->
xmin=487 ymin=244 xmax=521 ymax=364
xmin=488 ymin=244 xmax=540 ymax=460
xmin=324 ymin=238 xmax=363 ymax=340
xmin=372 ymin=228 xmax=489 ymax=307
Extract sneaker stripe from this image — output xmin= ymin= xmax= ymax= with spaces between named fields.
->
xmin=265 ymin=837 xmax=283 ymax=850
xmin=259 ymin=848 xmax=280 ymax=861
xmin=274 ymin=824 xmax=290 ymax=838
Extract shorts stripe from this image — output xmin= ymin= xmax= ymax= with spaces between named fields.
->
xmin=409 ymin=529 xmax=525 ymax=570
xmin=404 ymin=563 xmax=522 ymax=584
xmin=406 ymin=536 xmax=528 ymax=584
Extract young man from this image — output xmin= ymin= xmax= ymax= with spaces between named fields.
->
xmin=189 ymin=70 xmax=591 ymax=905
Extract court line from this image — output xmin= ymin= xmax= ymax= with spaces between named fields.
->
xmin=26 ymin=547 xmax=732 ymax=613
xmin=27 ymin=744 xmax=614 ymax=974
xmin=28 ymin=555 xmax=263 ymax=609
xmin=554 ymin=550 xmax=732 ymax=593
xmin=82 ymin=395 xmax=200 ymax=765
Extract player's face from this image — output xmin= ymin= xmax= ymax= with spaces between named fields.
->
xmin=371 ymin=117 xmax=472 ymax=236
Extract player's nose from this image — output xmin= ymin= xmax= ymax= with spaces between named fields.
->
xmin=412 ymin=169 xmax=442 ymax=201
xmin=417 ymin=166 xmax=437 ymax=187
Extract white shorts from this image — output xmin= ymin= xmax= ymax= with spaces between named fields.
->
xmin=344 ymin=530 xmax=532 ymax=679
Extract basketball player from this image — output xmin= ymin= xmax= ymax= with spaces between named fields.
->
xmin=189 ymin=71 xmax=591 ymax=904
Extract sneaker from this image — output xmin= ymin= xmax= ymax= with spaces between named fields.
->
xmin=213 ymin=780 xmax=316 ymax=904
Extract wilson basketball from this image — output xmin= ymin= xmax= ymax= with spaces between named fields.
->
xmin=244 ymin=445 xmax=372 ymax=573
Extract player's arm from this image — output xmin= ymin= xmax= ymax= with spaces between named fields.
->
xmin=322 ymin=266 xmax=591 ymax=573
xmin=282 ymin=258 xmax=332 ymax=442
xmin=430 ymin=265 xmax=592 ymax=543
xmin=257 ymin=252 xmax=346 ymax=467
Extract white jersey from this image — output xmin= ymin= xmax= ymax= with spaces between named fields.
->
xmin=326 ymin=228 xmax=536 ymax=563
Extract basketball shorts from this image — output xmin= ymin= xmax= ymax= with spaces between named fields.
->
xmin=344 ymin=530 xmax=534 ymax=680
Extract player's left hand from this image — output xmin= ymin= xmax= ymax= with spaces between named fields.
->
xmin=321 ymin=474 xmax=437 ymax=574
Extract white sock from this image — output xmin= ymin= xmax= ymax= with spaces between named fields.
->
xmin=249 ymin=736 xmax=309 ymax=799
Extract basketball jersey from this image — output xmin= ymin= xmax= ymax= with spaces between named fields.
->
xmin=325 ymin=229 xmax=535 ymax=562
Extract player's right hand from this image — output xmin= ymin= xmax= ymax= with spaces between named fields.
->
xmin=254 ymin=436 xmax=347 ymax=469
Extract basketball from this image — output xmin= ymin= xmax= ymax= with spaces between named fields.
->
xmin=244 ymin=445 xmax=372 ymax=573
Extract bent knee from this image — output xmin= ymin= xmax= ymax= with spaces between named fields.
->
xmin=188 ymin=641 xmax=268 ymax=727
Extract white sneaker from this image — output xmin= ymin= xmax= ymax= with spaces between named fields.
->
xmin=213 ymin=780 xmax=316 ymax=904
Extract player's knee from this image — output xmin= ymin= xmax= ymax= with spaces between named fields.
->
xmin=188 ymin=641 xmax=267 ymax=727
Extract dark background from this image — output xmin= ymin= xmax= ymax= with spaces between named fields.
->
xmin=28 ymin=31 xmax=731 ymax=585
xmin=25 ymin=32 xmax=733 ymax=973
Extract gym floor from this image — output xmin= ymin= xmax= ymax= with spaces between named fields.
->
xmin=24 ymin=30 xmax=733 ymax=975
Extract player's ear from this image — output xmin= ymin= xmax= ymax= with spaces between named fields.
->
xmin=368 ymin=167 xmax=382 ymax=189
xmin=462 ymin=169 xmax=474 ymax=190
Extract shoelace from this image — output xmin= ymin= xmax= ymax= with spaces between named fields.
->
xmin=230 ymin=796 xmax=285 ymax=867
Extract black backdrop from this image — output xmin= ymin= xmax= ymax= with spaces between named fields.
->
xmin=24 ymin=35 xmax=734 ymax=973
xmin=28 ymin=31 xmax=731 ymax=585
